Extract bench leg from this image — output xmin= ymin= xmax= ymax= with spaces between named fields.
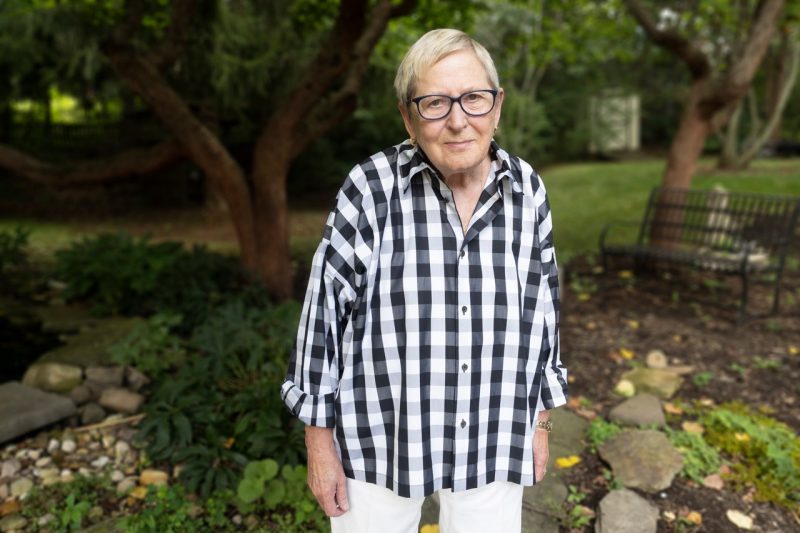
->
xmin=771 ymin=271 xmax=784 ymax=315
xmin=738 ymin=271 xmax=749 ymax=324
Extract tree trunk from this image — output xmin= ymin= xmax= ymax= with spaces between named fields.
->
xmin=662 ymin=83 xmax=713 ymax=190
xmin=252 ymin=133 xmax=293 ymax=301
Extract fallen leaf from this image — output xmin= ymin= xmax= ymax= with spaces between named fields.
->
xmin=663 ymin=511 xmax=676 ymax=522
xmin=702 ymin=474 xmax=724 ymax=490
xmin=577 ymin=293 xmax=591 ymax=301
xmin=130 ymin=486 xmax=149 ymax=500
xmin=567 ymin=375 xmax=576 ymax=383
xmin=726 ymin=510 xmax=754 ymax=530
xmin=0 ymin=499 xmax=21 ymax=517
xmin=576 ymin=505 xmax=595 ymax=518
xmin=719 ymin=464 xmax=731 ymax=475
xmin=575 ymin=408 xmax=598 ymax=420
xmin=663 ymin=403 xmax=684 ymax=416
xmin=420 ymin=525 xmax=440 ymax=533
xmin=685 ymin=511 xmax=703 ymax=525
xmin=672 ymin=335 xmax=682 ymax=343
xmin=585 ymin=321 xmax=597 ymax=330
xmin=223 ymin=437 xmax=235 ymax=449
xmin=788 ymin=345 xmax=798 ymax=355
xmin=627 ymin=319 xmax=640 ymax=329
xmin=567 ymin=397 xmax=584 ymax=409
xmin=608 ymin=351 xmax=624 ymax=363
xmin=620 ymin=348 xmax=635 ymax=360
xmin=734 ymin=432 xmax=750 ymax=442
xmin=698 ymin=398 xmax=715 ymax=407
xmin=682 ymin=421 xmax=704 ymax=434
xmin=618 ymin=270 xmax=634 ymax=279
xmin=555 ymin=455 xmax=581 ymax=469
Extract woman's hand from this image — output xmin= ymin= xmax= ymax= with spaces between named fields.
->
xmin=533 ymin=415 xmax=550 ymax=482
xmin=305 ymin=426 xmax=350 ymax=517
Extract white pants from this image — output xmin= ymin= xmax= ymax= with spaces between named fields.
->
xmin=330 ymin=478 xmax=524 ymax=533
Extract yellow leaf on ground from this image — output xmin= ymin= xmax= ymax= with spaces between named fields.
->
xmin=682 ymin=421 xmax=704 ymax=434
xmin=789 ymin=345 xmax=799 ymax=355
xmin=620 ymin=348 xmax=635 ymax=360
xmin=555 ymin=455 xmax=582 ymax=469
xmin=578 ymin=293 xmax=591 ymax=301
xmin=420 ymin=525 xmax=439 ymax=533
xmin=672 ymin=335 xmax=682 ymax=343
xmin=685 ymin=511 xmax=703 ymax=525
xmin=585 ymin=321 xmax=597 ymax=330
xmin=618 ymin=270 xmax=633 ymax=279
xmin=627 ymin=320 xmax=640 ymax=329
xmin=663 ymin=403 xmax=684 ymax=415
xmin=130 ymin=486 xmax=149 ymax=500
xmin=734 ymin=432 xmax=750 ymax=442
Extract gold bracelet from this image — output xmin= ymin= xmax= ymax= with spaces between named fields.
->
xmin=535 ymin=419 xmax=552 ymax=433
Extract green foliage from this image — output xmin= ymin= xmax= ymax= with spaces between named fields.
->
xmin=664 ymin=426 xmax=721 ymax=483
xmin=136 ymin=300 xmax=305 ymax=498
xmin=0 ymin=226 xmax=33 ymax=294
xmin=586 ymin=417 xmax=624 ymax=451
xmin=563 ymin=485 xmax=592 ymax=529
xmin=21 ymin=474 xmax=113 ymax=532
xmin=108 ymin=312 xmax=186 ymax=379
xmin=691 ymin=371 xmax=714 ymax=387
xmin=120 ymin=485 xmax=236 ymax=533
xmin=237 ymin=459 xmax=327 ymax=532
xmin=701 ymin=402 xmax=800 ymax=509
xmin=53 ymin=233 xmax=256 ymax=329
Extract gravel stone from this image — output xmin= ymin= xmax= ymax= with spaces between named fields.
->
xmin=61 ymin=439 xmax=76 ymax=453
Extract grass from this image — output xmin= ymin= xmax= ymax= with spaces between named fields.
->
xmin=544 ymin=157 xmax=800 ymax=262
xmin=2 ymin=156 xmax=799 ymax=267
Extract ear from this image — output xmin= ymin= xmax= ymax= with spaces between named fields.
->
xmin=399 ymin=101 xmax=416 ymax=140
xmin=493 ymin=87 xmax=505 ymax=129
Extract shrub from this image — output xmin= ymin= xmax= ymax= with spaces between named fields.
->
xmin=664 ymin=426 xmax=721 ymax=483
xmin=119 ymin=485 xmax=236 ymax=532
xmin=53 ymin=233 xmax=259 ymax=329
xmin=136 ymin=300 xmax=305 ymax=497
xmin=586 ymin=417 xmax=624 ymax=451
xmin=0 ymin=226 xmax=33 ymax=294
xmin=108 ymin=312 xmax=186 ymax=380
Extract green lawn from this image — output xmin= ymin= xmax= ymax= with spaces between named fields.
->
xmin=544 ymin=157 xmax=800 ymax=263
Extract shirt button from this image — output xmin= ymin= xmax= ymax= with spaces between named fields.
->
xmin=461 ymin=306 xmax=468 ymax=315
xmin=459 ymin=250 xmax=465 ymax=259
xmin=461 ymin=363 xmax=468 ymax=372
xmin=460 ymin=419 xmax=467 ymax=429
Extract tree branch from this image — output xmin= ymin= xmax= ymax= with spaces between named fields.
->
xmin=622 ymin=0 xmax=712 ymax=79
xmin=146 ymin=0 xmax=197 ymax=69
xmin=0 ymin=139 xmax=186 ymax=186
xmin=291 ymin=0 xmax=417 ymax=155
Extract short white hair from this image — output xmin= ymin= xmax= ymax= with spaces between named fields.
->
xmin=394 ymin=28 xmax=499 ymax=103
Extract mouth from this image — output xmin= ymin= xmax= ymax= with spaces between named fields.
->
xmin=444 ymin=140 xmax=473 ymax=150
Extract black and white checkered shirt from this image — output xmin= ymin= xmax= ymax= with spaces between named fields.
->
xmin=282 ymin=140 xmax=568 ymax=498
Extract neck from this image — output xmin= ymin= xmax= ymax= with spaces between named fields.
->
xmin=443 ymin=159 xmax=491 ymax=191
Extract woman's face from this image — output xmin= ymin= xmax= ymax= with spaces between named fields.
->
xmin=400 ymin=49 xmax=503 ymax=182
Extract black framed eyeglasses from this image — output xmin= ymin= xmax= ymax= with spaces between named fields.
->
xmin=407 ymin=89 xmax=498 ymax=120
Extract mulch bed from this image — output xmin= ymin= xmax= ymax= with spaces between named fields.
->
xmin=558 ymin=256 xmax=800 ymax=532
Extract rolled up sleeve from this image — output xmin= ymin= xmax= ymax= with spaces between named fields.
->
xmin=281 ymin=169 xmax=372 ymax=428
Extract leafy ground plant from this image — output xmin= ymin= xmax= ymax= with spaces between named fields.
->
xmin=585 ymin=417 xmax=624 ymax=451
xmin=119 ymin=484 xmax=235 ymax=532
xmin=108 ymin=311 xmax=186 ymax=379
xmin=664 ymin=426 xmax=722 ymax=483
xmin=20 ymin=474 xmax=114 ymax=532
xmin=700 ymin=402 xmax=800 ymax=510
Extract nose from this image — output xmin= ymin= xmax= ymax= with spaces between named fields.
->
xmin=446 ymin=101 xmax=469 ymax=130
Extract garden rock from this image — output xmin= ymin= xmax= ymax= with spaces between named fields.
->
xmin=1 ymin=459 xmax=21 ymax=479
xmin=98 ymin=388 xmax=144 ymax=414
xmin=548 ymin=408 xmax=590 ymax=465
xmin=522 ymin=475 xmax=567 ymax=533
xmin=595 ymin=488 xmax=659 ymax=533
xmin=85 ymin=366 xmax=125 ymax=387
xmin=645 ymin=350 xmax=668 ymax=369
xmin=9 ymin=477 xmax=33 ymax=498
xmin=68 ymin=384 xmax=93 ymax=405
xmin=80 ymin=403 xmax=106 ymax=425
xmin=609 ymin=394 xmax=665 ymax=427
xmin=125 ymin=367 xmax=150 ymax=392
xmin=620 ymin=368 xmax=683 ymax=399
xmin=599 ymin=430 xmax=683 ymax=493
xmin=0 ymin=382 xmax=77 ymax=445
xmin=31 ymin=304 xmax=98 ymax=335
xmin=22 ymin=362 xmax=83 ymax=393
xmin=61 ymin=438 xmax=76 ymax=453
xmin=0 ymin=514 xmax=28 ymax=532
xmin=139 ymin=469 xmax=168 ymax=486
xmin=0 ymin=485 xmax=7 ymax=500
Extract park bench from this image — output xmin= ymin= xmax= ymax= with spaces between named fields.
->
xmin=599 ymin=186 xmax=800 ymax=320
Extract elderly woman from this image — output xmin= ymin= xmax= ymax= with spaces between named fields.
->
xmin=281 ymin=28 xmax=568 ymax=533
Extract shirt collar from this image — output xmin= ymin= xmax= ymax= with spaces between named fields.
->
xmin=398 ymin=140 xmax=523 ymax=194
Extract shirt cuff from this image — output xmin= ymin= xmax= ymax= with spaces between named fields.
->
xmin=281 ymin=380 xmax=337 ymax=428
xmin=539 ymin=363 xmax=569 ymax=411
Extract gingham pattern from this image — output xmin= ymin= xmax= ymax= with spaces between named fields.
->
xmin=281 ymin=140 xmax=568 ymax=498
